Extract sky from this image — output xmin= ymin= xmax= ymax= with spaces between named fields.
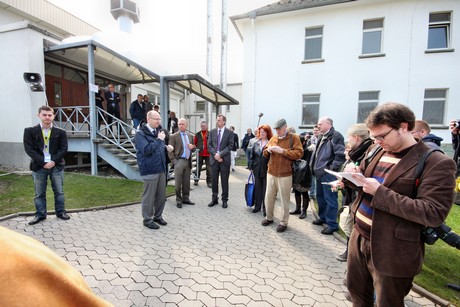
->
xmin=48 ymin=0 xmax=274 ymax=83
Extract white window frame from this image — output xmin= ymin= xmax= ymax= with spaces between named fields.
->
xmin=303 ymin=26 xmax=324 ymax=62
xmin=357 ymin=91 xmax=379 ymax=123
xmin=301 ymin=94 xmax=320 ymax=126
xmin=361 ymin=18 xmax=384 ymax=56
xmin=422 ymin=89 xmax=447 ymax=126
xmin=427 ymin=12 xmax=452 ymax=50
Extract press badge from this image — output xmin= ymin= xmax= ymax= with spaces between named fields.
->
xmin=44 ymin=154 xmax=51 ymax=163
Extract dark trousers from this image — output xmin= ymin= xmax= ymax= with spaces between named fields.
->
xmin=253 ymin=176 xmax=267 ymax=212
xmin=196 ymin=155 xmax=211 ymax=184
xmin=347 ymin=229 xmax=414 ymax=307
xmin=211 ymin=161 xmax=230 ymax=202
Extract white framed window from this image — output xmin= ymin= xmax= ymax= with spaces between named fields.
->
xmin=428 ymin=12 xmax=451 ymax=50
xmin=357 ymin=91 xmax=379 ymax=123
xmin=423 ymin=89 xmax=447 ymax=125
xmin=196 ymin=100 xmax=206 ymax=113
xmin=362 ymin=19 xmax=384 ymax=55
xmin=302 ymin=94 xmax=320 ymax=126
xmin=304 ymin=26 xmax=323 ymax=61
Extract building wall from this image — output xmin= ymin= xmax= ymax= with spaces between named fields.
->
xmin=238 ymin=0 xmax=459 ymax=142
xmin=0 ymin=25 xmax=50 ymax=168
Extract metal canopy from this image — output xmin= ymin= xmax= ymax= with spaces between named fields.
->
xmin=44 ymin=40 xmax=239 ymax=106
xmin=45 ymin=39 xmax=160 ymax=84
xmin=166 ymin=74 xmax=239 ymax=106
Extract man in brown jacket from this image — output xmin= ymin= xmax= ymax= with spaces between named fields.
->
xmin=261 ymin=119 xmax=303 ymax=232
xmin=347 ymin=103 xmax=456 ymax=306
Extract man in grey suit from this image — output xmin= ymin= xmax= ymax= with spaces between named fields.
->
xmin=207 ymin=114 xmax=234 ymax=208
xmin=168 ymin=118 xmax=196 ymax=208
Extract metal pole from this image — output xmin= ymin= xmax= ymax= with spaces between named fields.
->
xmin=220 ymin=0 xmax=228 ymax=116
xmin=88 ymin=43 xmax=98 ymax=176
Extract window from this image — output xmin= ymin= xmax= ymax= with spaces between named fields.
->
xmin=196 ymin=101 xmax=206 ymax=113
xmin=362 ymin=19 xmax=384 ymax=55
xmin=304 ymin=27 xmax=323 ymax=61
xmin=302 ymin=94 xmax=320 ymax=125
xmin=423 ymin=89 xmax=447 ymax=125
xmin=428 ymin=12 xmax=451 ymax=49
xmin=54 ymin=82 xmax=62 ymax=106
xmin=357 ymin=91 xmax=379 ymax=123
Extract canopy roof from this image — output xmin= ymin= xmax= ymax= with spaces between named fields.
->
xmin=44 ymin=39 xmax=238 ymax=105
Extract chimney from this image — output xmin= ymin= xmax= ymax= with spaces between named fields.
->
xmin=110 ymin=0 xmax=140 ymax=33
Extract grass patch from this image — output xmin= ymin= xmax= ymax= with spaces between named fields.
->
xmin=0 ymin=172 xmax=174 ymax=216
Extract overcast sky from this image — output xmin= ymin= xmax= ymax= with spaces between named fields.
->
xmin=48 ymin=0 xmax=274 ymax=83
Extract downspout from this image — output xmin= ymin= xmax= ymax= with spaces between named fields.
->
xmin=88 ymin=44 xmax=98 ymax=176
xmin=207 ymin=0 xmax=214 ymax=125
xmin=250 ymin=12 xmax=257 ymax=130
xmin=220 ymin=0 xmax=228 ymax=116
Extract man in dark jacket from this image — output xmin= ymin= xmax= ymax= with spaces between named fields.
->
xmin=411 ymin=119 xmax=443 ymax=150
xmin=129 ymin=94 xmax=147 ymax=129
xmin=23 ymin=105 xmax=69 ymax=225
xmin=310 ymin=117 xmax=345 ymax=234
xmin=242 ymin=128 xmax=255 ymax=168
xmin=135 ymin=110 xmax=173 ymax=229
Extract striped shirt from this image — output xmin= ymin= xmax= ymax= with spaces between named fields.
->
xmin=355 ymin=147 xmax=412 ymax=239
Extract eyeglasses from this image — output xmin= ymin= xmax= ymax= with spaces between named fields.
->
xmin=149 ymin=117 xmax=161 ymax=121
xmin=372 ymin=128 xmax=394 ymax=141
xmin=411 ymin=130 xmax=420 ymax=135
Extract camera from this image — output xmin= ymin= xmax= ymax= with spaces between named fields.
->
xmin=455 ymin=119 xmax=460 ymax=130
xmin=422 ymin=223 xmax=460 ymax=249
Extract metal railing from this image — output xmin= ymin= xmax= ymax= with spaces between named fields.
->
xmin=53 ymin=106 xmax=137 ymax=158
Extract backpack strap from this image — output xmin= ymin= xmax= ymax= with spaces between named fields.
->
xmin=412 ymin=148 xmax=443 ymax=198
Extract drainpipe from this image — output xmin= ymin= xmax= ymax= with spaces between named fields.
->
xmin=88 ymin=44 xmax=98 ymax=176
xmin=220 ymin=0 xmax=228 ymax=116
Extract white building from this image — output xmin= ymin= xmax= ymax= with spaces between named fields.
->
xmin=232 ymin=0 xmax=459 ymax=146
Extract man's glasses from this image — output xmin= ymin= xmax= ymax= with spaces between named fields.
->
xmin=372 ymin=128 xmax=394 ymax=141
xmin=149 ymin=117 xmax=161 ymax=121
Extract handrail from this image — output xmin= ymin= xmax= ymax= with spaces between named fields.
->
xmin=53 ymin=106 xmax=137 ymax=158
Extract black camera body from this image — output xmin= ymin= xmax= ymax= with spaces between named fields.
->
xmin=455 ymin=119 xmax=460 ymax=130
xmin=422 ymin=223 xmax=460 ymax=249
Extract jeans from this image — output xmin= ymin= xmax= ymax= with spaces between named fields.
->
xmin=316 ymin=173 xmax=339 ymax=230
xmin=309 ymin=175 xmax=317 ymax=199
xmin=32 ymin=168 xmax=65 ymax=218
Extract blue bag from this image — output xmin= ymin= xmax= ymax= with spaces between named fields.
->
xmin=245 ymin=172 xmax=255 ymax=207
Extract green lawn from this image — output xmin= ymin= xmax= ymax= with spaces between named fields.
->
xmin=0 ymin=172 xmax=174 ymax=216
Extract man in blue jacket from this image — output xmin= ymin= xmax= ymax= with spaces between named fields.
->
xmin=135 ymin=110 xmax=174 ymax=229
xmin=310 ymin=117 xmax=345 ymax=234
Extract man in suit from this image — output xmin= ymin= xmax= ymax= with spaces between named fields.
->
xmin=23 ymin=105 xmax=69 ymax=225
xmin=168 ymin=118 xmax=196 ymax=208
xmin=346 ymin=103 xmax=456 ymax=306
xmin=104 ymin=83 xmax=121 ymax=133
xmin=207 ymin=114 xmax=234 ymax=208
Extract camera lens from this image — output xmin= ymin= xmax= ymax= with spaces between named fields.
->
xmin=455 ymin=120 xmax=460 ymax=129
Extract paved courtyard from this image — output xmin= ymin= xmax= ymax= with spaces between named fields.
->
xmin=1 ymin=167 xmax=437 ymax=306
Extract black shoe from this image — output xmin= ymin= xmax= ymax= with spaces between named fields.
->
xmin=28 ymin=215 xmax=46 ymax=225
xmin=182 ymin=200 xmax=195 ymax=205
xmin=208 ymin=200 xmax=218 ymax=207
xmin=312 ymin=219 xmax=325 ymax=226
xmin=261 ymin=219 xmax=274 ymax=226
xmin=321 ymin=227 xmax=337 ymax=235
xmin=153 ymin=218 xmax=168 ymax=226
xmin=276 ymin=225 xmax=287 ymax=233
xmin=143 ymin=220 xmax=160 ymax=229
xmin=289 ymin=209 xmax=301 ymax=215
xmin=252 ymin=208 xmax=260 ymax=213
xmin=299 ymin=211 xmax=307 ymax=219
xmin=177 ymin=203 xmax=183 ymax=208
xmin=57 ymin=213 xmax=70 ymax=220
xmin=207 ymin=183 xmax=212 ymax=188
xmin=194 ymin=181 xmax=198 ymax=186
xmin=232 ymin=168 xmax=235 ymax=172
xmin=222 ymin=202 xmax=228 ymax=208
xmin=336 ymin=249 xmax=348 ymax=262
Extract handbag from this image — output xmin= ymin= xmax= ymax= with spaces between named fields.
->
xmin=245 ymin=172 xmax=255 ymax=207
xmin=292 ymin=159 xmax=308 ymax=185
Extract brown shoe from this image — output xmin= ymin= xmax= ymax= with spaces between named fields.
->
xmin=261 ymin=219 xmax=274 ymax=226
xmin=276 ymin=225 xmax=287 ymax=233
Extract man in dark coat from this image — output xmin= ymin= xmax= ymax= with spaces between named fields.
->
xmin=23 ymin=105 xmax=69 ymax=225
xmin=104 ymin=83 xmax=121 ymax=133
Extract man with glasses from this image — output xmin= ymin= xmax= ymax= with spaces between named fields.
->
xmin=135 ymin=110 xmax=174 ymax=229
xmin=23 ymin=105 xmax=69 ymax=225
xmin=310 ymin=117 xmax=346 ymax=235
xmin=411 ymin=119 xmax=443 ymax=150
xmin=346 ymin=103 xmax=456 ymax=306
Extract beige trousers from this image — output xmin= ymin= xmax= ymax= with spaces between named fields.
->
xmin=264 ymin=174 xmax=292 ymax=226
